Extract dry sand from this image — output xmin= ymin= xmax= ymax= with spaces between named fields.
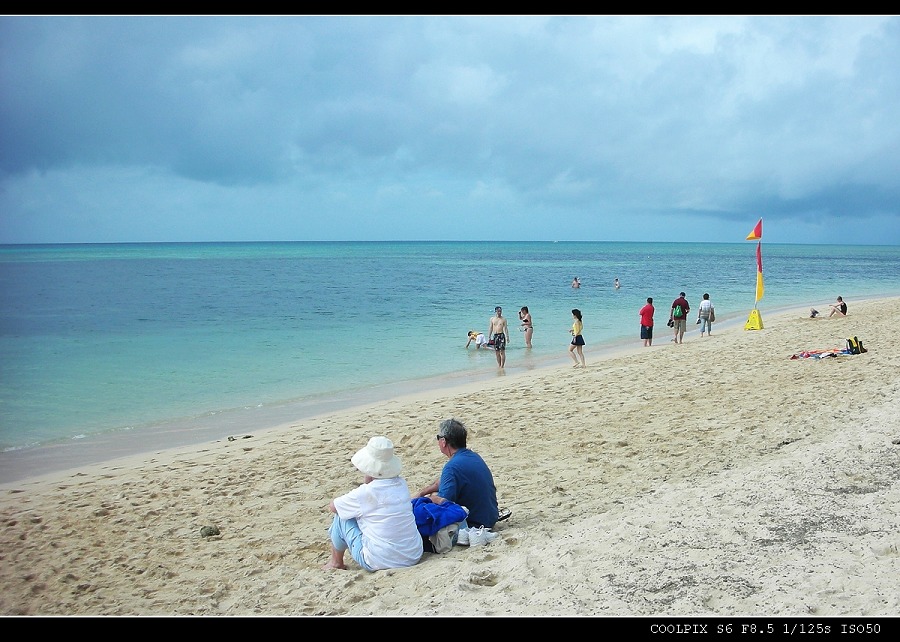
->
xmin=1 ymin=299 xmax=898 ymax=617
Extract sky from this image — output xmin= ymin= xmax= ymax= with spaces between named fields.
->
xmin=1 ymin=15 xmax=899 ymax=245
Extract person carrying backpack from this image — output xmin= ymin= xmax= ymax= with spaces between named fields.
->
xmin=670 ymin=291 xmax=690 ymax=344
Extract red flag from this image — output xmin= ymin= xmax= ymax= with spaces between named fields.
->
xmin=746 ymin=219 xmax=762 ymax=240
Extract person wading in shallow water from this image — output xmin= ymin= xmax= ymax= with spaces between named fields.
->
xmin=488 ymin=306 xmax=509 ymax=368
xmin=519 ymin=306 xmax=533 ymax=348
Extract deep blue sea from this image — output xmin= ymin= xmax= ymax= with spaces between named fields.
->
xmin=2 ymin=241 xmax=899 ymax=481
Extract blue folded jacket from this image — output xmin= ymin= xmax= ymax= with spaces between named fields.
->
xmin=411 ymin=497 xmax=468 ymax=536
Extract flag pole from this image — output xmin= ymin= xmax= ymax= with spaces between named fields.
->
xmin=745 ymin=219 xmax=764 ymax=330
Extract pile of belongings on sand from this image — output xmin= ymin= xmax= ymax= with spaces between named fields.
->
xmin=790 ymin=337 xmax=867 ymax=360
xmin=790 ymin=348 xmax=849 ymax=360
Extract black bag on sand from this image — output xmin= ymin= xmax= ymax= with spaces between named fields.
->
xmin=846 ymin=336 xmax=867 ymax=355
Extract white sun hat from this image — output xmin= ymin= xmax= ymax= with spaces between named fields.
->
xmin=351 ymin=436 xmax=402 ymax=479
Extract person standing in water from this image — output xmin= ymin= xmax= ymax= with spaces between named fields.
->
xmin=488 ymin=306 xmax=509 ymax=369
xmin=519 ymin=306 xmax=533 ymax=348
xmin=568 ymin=309 xmax=585 ymax=368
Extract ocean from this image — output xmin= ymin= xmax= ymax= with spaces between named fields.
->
xmin=2 ymin=241 xmax=899 ymax=482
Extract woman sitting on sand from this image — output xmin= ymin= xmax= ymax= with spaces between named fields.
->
xmin=829 ymin=296 xmax=848 ymax=317
xmin=324 ymin=436 xmax=423 ymax=572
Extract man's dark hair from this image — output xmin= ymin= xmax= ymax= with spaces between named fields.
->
xmin=438 ymin=418 xmax=467 ymax=449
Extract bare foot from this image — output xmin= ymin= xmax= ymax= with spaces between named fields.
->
xmin=323 ymin=561 xmax=347 ymax=570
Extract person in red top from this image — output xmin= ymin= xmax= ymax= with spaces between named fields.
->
xmin=639 ymin=297 xmax=655 ymax=347
xmin=669 ymin=292 xmax=690 ymax=344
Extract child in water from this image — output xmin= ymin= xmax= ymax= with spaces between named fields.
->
xmin=466 ymin=330 xmax=491 ymax=349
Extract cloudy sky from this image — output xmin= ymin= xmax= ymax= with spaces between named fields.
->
xmin=2 ymin=15 xmax=899 ymax=245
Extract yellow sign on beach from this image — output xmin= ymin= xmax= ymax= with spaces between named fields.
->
xmin=745 ymin=309 xmax=764 ymax=330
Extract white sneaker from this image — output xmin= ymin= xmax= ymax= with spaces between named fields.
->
xmin=467 ymin=526 xmax=487 ymax=547
xmin=467 ymin=526 xmax=499 ymax=547
xmin=456 ymin=528 xmax=470 ymax=546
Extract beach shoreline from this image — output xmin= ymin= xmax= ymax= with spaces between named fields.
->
xmin=0 ymin=300 xmax=799 ymax=485
xmin=1 ymin=298 xmax=898 ymax=616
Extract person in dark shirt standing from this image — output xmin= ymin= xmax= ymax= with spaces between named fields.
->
xmin=670 ymin=291 xmax=690 ymax=344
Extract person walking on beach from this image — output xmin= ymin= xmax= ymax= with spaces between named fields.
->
xmin=414 ymin=418 xmax=501 ymax=530
xmin=670 ymin=292 xmax=690 ymax=344
xmin=488 ymin=306 xmax=509 ymax=368
xmin=324 ymin=436 xmax=424 ymax=572
xmin=569 ymin=308 xmax=586 ymax=367
xmin=519 ymin=306 xmax=533 ymax=348
xmin=697 ymin=293 xmax=715 ymax=337
xmin=639 ymin=297 xmax=654 ymax=347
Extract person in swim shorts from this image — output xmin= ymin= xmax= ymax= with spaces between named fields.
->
xmin=639 ymin=297 xmax=654 ymax=347
xmin=488 ymin=306 xmax=509 ymax=368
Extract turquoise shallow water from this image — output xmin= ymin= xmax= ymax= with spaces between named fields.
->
xmin=1 ymin=241 xmax=899 ymax=481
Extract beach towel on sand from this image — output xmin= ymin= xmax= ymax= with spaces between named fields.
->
xmin=791 ymin=338 xmax=869 ymax=360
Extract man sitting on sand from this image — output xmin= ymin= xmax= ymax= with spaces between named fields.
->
xmin=414 ymin=418 xmax=501 ymax=530
xmin=324 ymin=436 xmax=423 ymax=571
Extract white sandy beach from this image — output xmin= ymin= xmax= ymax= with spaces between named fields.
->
xmin=1 ymin=298 xmax=898 ymax=617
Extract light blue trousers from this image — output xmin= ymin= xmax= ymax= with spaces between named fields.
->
xmin=328 ymin=514 xmax=375 ymax=572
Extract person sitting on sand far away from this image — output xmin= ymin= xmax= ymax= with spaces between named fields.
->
xmin=829 ymin=296 xmax=848 ymax=317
